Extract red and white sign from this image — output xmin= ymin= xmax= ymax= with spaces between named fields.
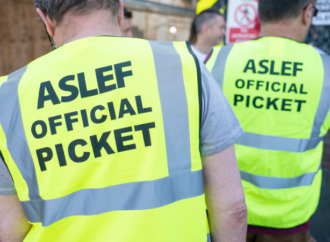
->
xmin=226 ymin=0 xmax=260 ymax=44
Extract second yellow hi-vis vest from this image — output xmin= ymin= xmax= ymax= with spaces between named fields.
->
xmin=206 ymin=37 xmax=330 ymax=229
xmin=196 ymin=0 xmax=225 ymax=14
xmin=0 ymin=37 xmax=210 ymax=242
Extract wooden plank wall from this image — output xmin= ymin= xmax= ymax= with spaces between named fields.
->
xmin=0 ymin=0 xmax=52 ymax=76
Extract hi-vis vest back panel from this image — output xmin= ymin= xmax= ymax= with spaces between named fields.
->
xmin=196 ymin=0 xmax=225 ymax=14
xmin=206 ymin=37 xmax=330 ymax=229
xmin=0 ymin=37 xmax=209 ymax=242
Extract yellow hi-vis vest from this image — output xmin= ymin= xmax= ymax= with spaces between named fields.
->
xmin=0 ymin=37 xmax=210 ymax=242
xmin=206 ymin=36 xmax=330 ymax=229
xmin=196 ymin=0 xmax=225 ymax=14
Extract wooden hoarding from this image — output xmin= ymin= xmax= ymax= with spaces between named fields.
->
xmin=0 ymin=0 xmax=52 ymax=76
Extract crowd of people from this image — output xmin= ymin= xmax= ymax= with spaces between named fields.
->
xmin=0 ymin=0 xmax=328 ymax=242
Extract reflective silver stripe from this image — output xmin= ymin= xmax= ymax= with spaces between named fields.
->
xmin=311 ymin=54 xmax=330 ymax=139
xmin=240 ymin=164 xmax=321 ymax=189
xmin=236 ymin=132 xmax=324 ymax=152
xmin=236 ymin=54 xmax=330 ymax=152
xmin=207 ymin=233 xmax=211 ymax=242
xmin=211 ymin=44 xmax=233 ymax=89
xmin=22 ymin=170 xmax=203 ymax=226
xmin=0 ymin=66 xmax=42 ymax=200
xmin=149 ymin=41 xmax=192 ymax=173
xmin=3 ymin=43 xmax=203 ymax=226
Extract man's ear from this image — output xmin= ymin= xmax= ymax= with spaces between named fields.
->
xmin=36 ymin=8 xmax=56 ymax=37
xmin=302 ymin=4 xmax=313 ymax=26
xmin=202 ymin=24 xmax=210 ymax=35
xmin=118 ymin=0 xmax=124 ymax=26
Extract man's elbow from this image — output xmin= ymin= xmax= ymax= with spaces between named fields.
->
xmin=226 ymin=199 xmax=248 ymax=223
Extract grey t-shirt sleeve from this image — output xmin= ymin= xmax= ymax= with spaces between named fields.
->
xmin=0 ymin=155 xmax=16 ymax=195
xmin=199 ymin=62 xmax=244 ymax=157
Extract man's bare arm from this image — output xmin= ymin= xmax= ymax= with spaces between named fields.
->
xmin=0 ymin=195 xmax=31 ymax=242
xmin=202 ymin=144 xmax=247 ymax=242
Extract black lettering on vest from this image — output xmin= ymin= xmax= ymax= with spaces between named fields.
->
xmin=135 ymin=122 xmax=156 ymax=147
xmin=288 ymin=83 xmax=298 ymax=94
xmin=37 ymin=81 xmax=61 ymax=109
xmin=90 ymin=131 xmax=115 ymax=158
xmin=36 ymin=147 xmax=53 ymax=171
xmin=258 ymin=60 xmax=269 ymax=74
xmin=65 ymin=111 xmax=79 ymax=131
xmin=234 ymin=95 xmax=244 ymax=106
xmin=96 ymin=65 xmax=116 ymax=94
xmin=80 ymin=109 xmax=89 ymax=127
xmin=114 ymin=61 xmax=133 ymax=88
xmin=281 ymin=99 xmax=292 ymax=111
xmin=68 ymin=139 xmax=90 ymax=163
xmin=31 ymin=120 xmax=47 ymax=139
xmin=283 ymin=83 xmax=287 ymax=93
xmin=247 ymin=80 xmax=255 ymax=89
xmin=114 ymin=127 xmax=136 ymax=152
xmin=59 ymin=75 xmax=79 ymax=103
xmin=136 ymin=96 xmax=152 ymax=114
xmin=235 ymin=79 xmax=245 ymax=89
xmin=55 ymin=144 xmax=67 ymax=167
xmin=270 ymin=61 xmax=280 ymax=75
xmin=300 ymin=84 xmax=308 ymax=94
xmin=266 ymin=98 xmax=279 ymax=110
xmin=265 ymin=81 xmax=270 ymax=91
xmin=295 ymin=100 xmax=307 ymax=112
xmin=246 ymin=95 xmax=250 ymax=107
xmin=107 ymin=102 xmax=117 ymax=120
xmin=49 ymin=115 xmax=62 ymax=135
xmin=272 ymin=82 xmax=281 ymax=92
xmin=77 ymin=72 xmax=98 ymax=98
xmin=281 ymin=62 xmax=292 ymax=76
xmin=119 ymin=99 xmax=136 ymax=118
xmin=256 ymin=81 xmax=264 ymax=90
xmin=91 ymin=105 xmax=107 ymax=124
xmin=293 ymin=63 xmax=303 ymax=77
xmin=243 ymin=59 xmax=256 ymax=73
xmin=253 ymin=96 xmax=264 ymax=109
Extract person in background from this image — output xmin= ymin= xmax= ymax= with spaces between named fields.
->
xmin=305 ymin=25 xmax=327 ymax=55
xmin=0 ymin=0 xmax=247 ymax=241
xmin=206 ymin=0 xmax=327 ymax=241
xmin=189 ymin=9 xmax=226 ymax=64
xmin=120 ymin=7 xmax=133 ymax=37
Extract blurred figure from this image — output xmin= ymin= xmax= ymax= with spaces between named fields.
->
xmin=207 ymin=0 xmax=327 ymax=241
xmin=305 ymin=25 xmax=327 ymax=54
xmin=189 ymin=9 xmax=226 ymax=63
xmin=120 ymin=7 xmax=133 ymax=37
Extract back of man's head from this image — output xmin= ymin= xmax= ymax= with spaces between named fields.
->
xmin=35 ymin=0 xmax=120 ymax=24
xmin=259 ymin=0 xmax=317 ymax=24
xmin=189 ymin=9 xmax=224 ymax=44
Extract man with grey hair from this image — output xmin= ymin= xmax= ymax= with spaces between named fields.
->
xmin=189 ymin=9 xmax=226 ymax=63
xmin=0 ymin=0 xmax=247 ymax=241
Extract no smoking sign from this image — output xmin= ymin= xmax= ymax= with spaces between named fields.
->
xmin=226 ymin=0 xmax=260 ymax=43
xmin=234 ymin=3 xmax=257 ymax=28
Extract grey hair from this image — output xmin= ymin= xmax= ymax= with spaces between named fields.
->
xmin=35 ymin=0 xmax=120 ymax=23
xmin=195 ymin=12 xmax=222 ymax=33
xmin=189 ymin=9 xmax=224 ymax=44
